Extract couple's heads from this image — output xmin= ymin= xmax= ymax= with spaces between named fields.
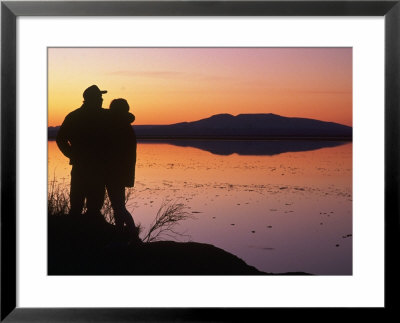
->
xmin=83 ymin=85 xmax=129 ymax=113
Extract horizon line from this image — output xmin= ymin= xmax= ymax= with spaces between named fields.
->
xmin=48 ymin=112 xmax=353 ymax=128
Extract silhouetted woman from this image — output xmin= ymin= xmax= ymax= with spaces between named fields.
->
xmin=106 ymin=98 xmax=140 ymax=243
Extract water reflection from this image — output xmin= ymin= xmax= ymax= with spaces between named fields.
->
xmin=48 ymin=140 xmax=352 ymax=275
xmin=139 ymin=139 xmax=349 ymax=156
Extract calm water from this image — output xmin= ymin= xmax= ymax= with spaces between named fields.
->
xmin=48 ymin=140 xmax=352 ymax=275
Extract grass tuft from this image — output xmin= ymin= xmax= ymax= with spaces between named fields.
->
xmin=48 ymin=180 xmax=193 ymax=243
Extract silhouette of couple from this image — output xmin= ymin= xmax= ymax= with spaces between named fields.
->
xmin=56 ymin=85 xmax=140 ymax=243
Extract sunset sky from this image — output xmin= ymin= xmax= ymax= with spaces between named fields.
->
xmin=48 ymin=48 xmax=352 ymax=127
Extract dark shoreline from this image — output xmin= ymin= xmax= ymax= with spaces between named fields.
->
xmin=48 ymin=215 xmax=311 ymax=276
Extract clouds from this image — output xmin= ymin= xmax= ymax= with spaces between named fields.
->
xmin=107 ymin=70 xmax=184 ymax=78
xmin=107 ymin=70 xmax=230 ymax=82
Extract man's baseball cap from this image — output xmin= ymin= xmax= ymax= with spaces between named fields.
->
xmin=83 ymin=85 xmax=107 ymax=100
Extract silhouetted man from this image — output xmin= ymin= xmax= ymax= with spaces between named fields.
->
xmin=56 ymin=85 xmax=108 ymax=218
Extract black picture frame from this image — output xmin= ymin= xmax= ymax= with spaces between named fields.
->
xmin=1 ymin=0 xmax=399 ymax=321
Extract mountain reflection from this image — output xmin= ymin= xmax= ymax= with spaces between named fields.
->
xmin=139 ymin=140 xmax=349 ymax=156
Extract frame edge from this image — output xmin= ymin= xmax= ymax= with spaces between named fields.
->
xmin=1 ymin=0 xmax=399 ymax=321
xmin=1 ymin=2 xmax=17 ymax=322
xmin=385 ymin=0 xmax=400 ymax=312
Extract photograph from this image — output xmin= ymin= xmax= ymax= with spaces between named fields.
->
xmin=47 ymin=47 xmax=353 ymax=276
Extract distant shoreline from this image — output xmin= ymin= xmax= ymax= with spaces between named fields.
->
xmin=48 ymin=136 xmax=352 ymax=142
xmin=48 ymin=113 xmax=352 ymax=142
xmin=136 ymin=136 xmax=352 ymax=141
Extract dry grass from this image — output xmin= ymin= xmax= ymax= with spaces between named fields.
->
xmin=141 ymin=200 xmax=194 ymax=243
xmin=48 ymin=180 xmax=193 ymax=243
xmin=48 ymin=177 xmax=71 ymax=216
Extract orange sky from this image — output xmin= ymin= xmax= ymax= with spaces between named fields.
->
xmin=48 ymin=48 xmax=352 ymax=127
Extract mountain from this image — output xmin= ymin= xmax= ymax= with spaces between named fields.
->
xmin=48 ymin=126 xmax=60 ymax=139
xmin=48 ymin=113 xmax=352 ymax=140
xmin=134 ymin=113 xmax=352 ymax=139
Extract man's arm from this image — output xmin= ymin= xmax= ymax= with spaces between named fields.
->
xmin=56 ymin=118 xmax=73 ymax=159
